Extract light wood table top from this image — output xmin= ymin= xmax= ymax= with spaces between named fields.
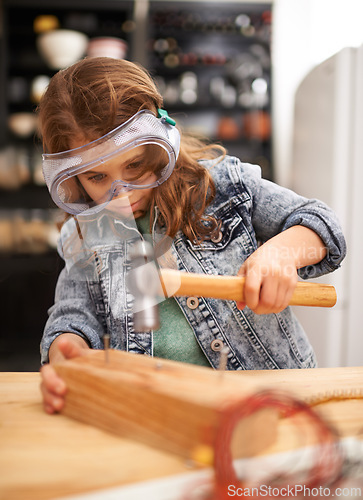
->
xmin=1 ymin=366 xmax=362 ymax=500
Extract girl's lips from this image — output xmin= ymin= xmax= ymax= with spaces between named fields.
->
xmin=130 ymin=199 xmax=142 ymax=210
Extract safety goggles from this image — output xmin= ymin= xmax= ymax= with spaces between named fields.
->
xmin=42 ymin=109 xmax=180 ymax=215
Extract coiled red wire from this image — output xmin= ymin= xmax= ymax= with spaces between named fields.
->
xmin=182 ymin=390 xmax=345 ymax=500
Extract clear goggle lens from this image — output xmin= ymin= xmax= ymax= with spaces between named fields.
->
xmin=54 ymin=143 xmax=171 ymax=214
xmin=42 ymin=110 xmax=180 ymax=215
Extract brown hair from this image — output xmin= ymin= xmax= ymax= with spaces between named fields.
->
xmin=37 ymin=57 xmax=225 ymax=242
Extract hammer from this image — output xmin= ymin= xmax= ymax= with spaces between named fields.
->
xmin=127 ymin=240 xmax=161 ymax=332
xmin=127 ymin=242 xmax=337 ymax=332
xmin=159 ymin=269 xmax=337 ymax=308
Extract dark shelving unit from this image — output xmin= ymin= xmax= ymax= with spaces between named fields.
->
xmin=0 ymin=0 xmax=134 ymax=370
xmin=0 ymin=0 xmax=272 ymax=370
xmin=146 ymin=1 xmax=273 ymax=179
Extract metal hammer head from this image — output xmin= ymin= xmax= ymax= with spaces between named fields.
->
xmin=127 ymin=240 xmax=161 ymax=332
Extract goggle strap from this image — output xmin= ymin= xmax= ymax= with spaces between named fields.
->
xmin=157 ymin=108 xmax=176 ymax=126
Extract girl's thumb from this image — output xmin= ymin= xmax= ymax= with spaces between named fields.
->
xmin=57 ymin=337 xmax=86 ymax=360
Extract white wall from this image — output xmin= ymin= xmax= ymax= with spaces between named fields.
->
xmin=272 ymin=0 xmax=363 ymax=186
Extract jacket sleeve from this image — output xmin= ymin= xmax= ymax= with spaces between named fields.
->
xmin=40 ymin=258 xmax=105 ymax=365
xmin=235 ymin=160 xmax=347 ymax=279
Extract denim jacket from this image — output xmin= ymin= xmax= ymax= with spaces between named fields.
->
xmin=41 ymin=156 xmax=346 ymax=369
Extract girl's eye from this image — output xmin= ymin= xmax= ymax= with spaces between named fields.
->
xmin=88 ymin=173 xmax=106 ymax=182
xmin=126 ymin=162 xmax=142 ymax=171
xmin=123 ymin=163 xmax=145 ymax=180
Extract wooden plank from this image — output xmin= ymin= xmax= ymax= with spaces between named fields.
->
xmin=54 ymin=350 xmax=278 ymax=463
xmin=54 ymin=352 xmax=363 ymax=463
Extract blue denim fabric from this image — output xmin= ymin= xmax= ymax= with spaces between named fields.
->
xmin=41 ymin=156 xmax=346 ymax=369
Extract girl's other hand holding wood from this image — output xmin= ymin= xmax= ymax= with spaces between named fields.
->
xmin=40 ymin=334 xmax=89 ymax=414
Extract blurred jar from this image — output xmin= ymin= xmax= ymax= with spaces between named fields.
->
xmin=243 ymin=111 xmax=271 ymax=141
xmin=87 ymin=37 xmax=128 ymax=60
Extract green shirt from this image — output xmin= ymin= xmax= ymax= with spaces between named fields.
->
xmin=136 ymin=214 xmax=210 ymax=367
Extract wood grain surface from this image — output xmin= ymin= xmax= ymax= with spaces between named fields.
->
xmin=1 ymin=363 xmax=362 ymax=500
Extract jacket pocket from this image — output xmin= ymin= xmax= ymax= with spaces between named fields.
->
xmin=187 ymin=197 xmax=256 ymax=256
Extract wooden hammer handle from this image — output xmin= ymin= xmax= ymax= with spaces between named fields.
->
xmin=160 ymin=269 xmax=337 ymax=308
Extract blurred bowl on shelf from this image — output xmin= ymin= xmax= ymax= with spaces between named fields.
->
xmin=31 ymin=75 xmax=50 ymax=103
xmin=36 ymin=29 xmax=89 ymax=69
xmin=87 ymin=37 xmax=128 ymax=60
xmin=8 ymin=112 xmax=37 ymax=138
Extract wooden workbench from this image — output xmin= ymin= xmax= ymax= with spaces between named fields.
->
xmin=1 ymin=366 xmax=362 ymax=500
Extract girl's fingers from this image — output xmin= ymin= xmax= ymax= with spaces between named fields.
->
xmin=40 ymin=364 xmax=66 ymax=394
xmin=254 ymin=278 xmax=279 ymax=314
xmin=243 ymin=272 xmax=262 ymax=311
xmin=238 ymin=272 xmax=298 ymax=314
xmin=40 ymin=364 xmax=67 ymax=413
xmin=40 ymin=336 xmax=88 ymax=415
xmin=42 ymin=394 xmax=65 ymax=414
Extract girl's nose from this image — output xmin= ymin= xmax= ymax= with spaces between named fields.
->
xmin=112 ymin=181 xmax=131 ymax=194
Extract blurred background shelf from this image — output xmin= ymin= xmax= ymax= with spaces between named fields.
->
xmin=0 ymin=0 xmax=272 ymax=370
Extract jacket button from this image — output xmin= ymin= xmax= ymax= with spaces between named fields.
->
xmin=211 ymin=230 xmax=223 ymax=243
xmin=186 ymin=296 xmax=199 ymax=309
xmin=210 ymin=339 xmax=224 ymax=352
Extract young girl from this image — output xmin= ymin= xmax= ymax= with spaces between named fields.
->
xmin=38 ymin=57 xmax=346 ymax=414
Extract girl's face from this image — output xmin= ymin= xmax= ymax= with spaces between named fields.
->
xmin=72 ymin=139 xmax=162 ymax=219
